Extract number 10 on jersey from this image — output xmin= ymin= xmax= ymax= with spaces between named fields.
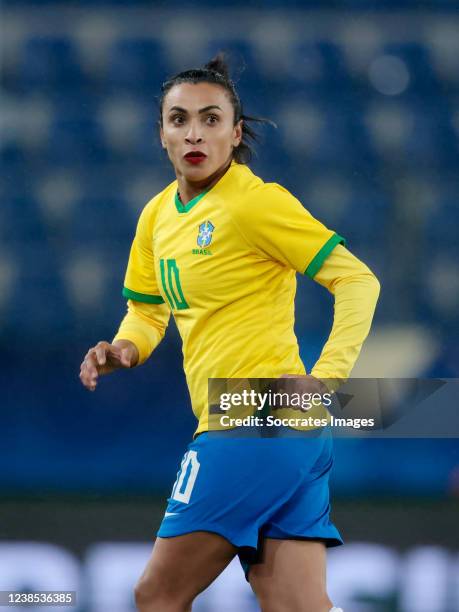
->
xmin=160 ymin=258 xmax=189 ymax=310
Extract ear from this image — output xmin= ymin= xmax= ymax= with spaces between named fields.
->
xmin=233 ymin=119 xmax=243 ymax=147
xmin=159 ymin=126 xmax=167 ymax=149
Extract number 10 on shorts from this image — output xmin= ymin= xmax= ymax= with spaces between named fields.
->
xmin=171 ymin=450 xmax=200 ymax=503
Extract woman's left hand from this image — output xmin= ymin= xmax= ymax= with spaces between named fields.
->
xmin=279 ymin=374 xmax=329 ymax=397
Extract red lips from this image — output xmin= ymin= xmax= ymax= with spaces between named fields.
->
xmin=184 ymin=151 xmax=207 ymax=164
xmin=184 ymin=151 xmax=207 ymax=158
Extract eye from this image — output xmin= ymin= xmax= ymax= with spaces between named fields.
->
xmin=171 ymin=114 xmax=185 ymax=125
xmin=206 ymin=114 xmax=219 ymax=124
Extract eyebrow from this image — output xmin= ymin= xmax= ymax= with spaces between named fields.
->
xmin=168 ymin=105 xmax=223 ymax=114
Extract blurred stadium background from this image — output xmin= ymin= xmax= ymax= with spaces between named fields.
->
xmin=1 ymin=0 xmax=459 ymax=610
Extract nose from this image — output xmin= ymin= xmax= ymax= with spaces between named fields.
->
xmin=185 ymin=120 xmax=203 ymax=145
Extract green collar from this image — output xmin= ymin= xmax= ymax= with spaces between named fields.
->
xmin=174 ymin=189 xmax=209 ymax=214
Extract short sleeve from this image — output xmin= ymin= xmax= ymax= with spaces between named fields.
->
xmin=122 ymin=200 xmax=165 ymax=304
xmin=234 ymin=183 xmax=345 ymax=278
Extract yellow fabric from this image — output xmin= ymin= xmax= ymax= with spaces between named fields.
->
xmin=310 ymin=244 xmax=381 ymax=390
xmin=113 ymin=299 xmax=170 ymax=365
xmin=122 ymin=193 xmax=164 ymax=299
xmin=113 ymin=160 xmax=377 ymax=435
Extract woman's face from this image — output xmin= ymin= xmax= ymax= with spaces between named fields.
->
xmin=160 ymin=82 xmax=242 ymax=182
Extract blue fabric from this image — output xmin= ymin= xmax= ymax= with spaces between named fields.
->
xmin=157 ymin=427 xmax=343 ymax=578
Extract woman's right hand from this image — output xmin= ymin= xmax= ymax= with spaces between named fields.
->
xmin=79 ymin=340 xmax=138 ymax=391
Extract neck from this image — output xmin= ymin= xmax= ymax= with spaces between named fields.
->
xmin=176 ymin=158 xmax=233 ymax=205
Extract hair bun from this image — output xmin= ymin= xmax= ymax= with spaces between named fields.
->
xmin=204 ymin=52 xmax=231 ymax=81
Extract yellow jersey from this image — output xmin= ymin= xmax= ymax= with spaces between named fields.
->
xmin=117 ymin=160 xmax=345 ymax=435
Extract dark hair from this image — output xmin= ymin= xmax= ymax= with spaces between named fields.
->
xmin=158 ymin=52 xmax=276 ymax=164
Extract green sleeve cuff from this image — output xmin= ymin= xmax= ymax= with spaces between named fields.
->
xmin=304 ymin=233 xmax=346 ymax=279
xmin=122 ymin=287 xmax=165 ymax=304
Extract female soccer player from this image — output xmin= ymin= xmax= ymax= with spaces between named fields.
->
xmin=80 ymin=54 xmax=379 ymax=612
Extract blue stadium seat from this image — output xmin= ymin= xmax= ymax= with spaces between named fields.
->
xmin=70 ymin=197 xmax=134 ymax=244
xmin=280 ymin=99 xmax=356 ymax=167
xmin=1 ymin=196 xmax=47 ymax=245
xmin=0 ymin=143 xmax=27 ymax=173
xmin=296 ymin=278 xmax=334 ymax=333
xmin=303 ymin=172 xmax=389 ymax=251
xmin=363 ymin=95 xmax=452 ymax=169
xmin=115 ymin=102 xmax=162 ymax=163
xmin=98 ymin=95 xmax=148 ymax=160
xmin=340 ymin=188 xmax=389 ymax=247
xmin=405 ymin=100 xmax=452 ymax=166
xmin=439 ymin=102 xmax=459 ymax=168
xmin=46 ymin=114 xmax=107 ymax=165
xmin=9 ymin=244 xmax=72 ymax=334
xmin=106 ymin=38 xmax=170 ymax=92
xmin=423 ymin=199 xmax=459 ymax=247
xmin=59 ymin=244 xmax=127 ymax=325
xmin=416 ymin=245 xmax=459 ymax=327
xmin=17 ymin=36 xmax=86 ymax=93
xmin=78 ymin=168 xmax=124 ymax=204
xmin=346 ymin=95 xmax=380 ymax=169
xmin=290 ymin=40 xmax=352 ymax=95
xmin=0 ymin=258 xmax=16 ymax=328
xmin=381 ymin=42 xmax=440 ymax=94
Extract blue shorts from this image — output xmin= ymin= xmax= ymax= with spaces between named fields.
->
xmin=157 ymin=427 xmax=343 ymax=578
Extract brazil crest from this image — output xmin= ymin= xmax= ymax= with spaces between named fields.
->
xmin=197 ymin=221 xmax=215 ymax=247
